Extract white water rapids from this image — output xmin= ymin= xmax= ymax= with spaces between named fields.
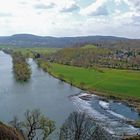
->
xmin=70 ymin=93 xmax=140 ymax=137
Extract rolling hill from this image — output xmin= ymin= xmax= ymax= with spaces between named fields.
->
xmin=0 ymin=34 xmax=140 ymax=48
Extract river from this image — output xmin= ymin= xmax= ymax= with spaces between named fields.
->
xmin=0 ymin=51 xmax=80 ymax=126
xmin=0 ymin=51 xmax=140 ymax=139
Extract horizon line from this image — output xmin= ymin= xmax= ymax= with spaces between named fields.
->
xmin=0 ymin=33 xmax=140 ymax=40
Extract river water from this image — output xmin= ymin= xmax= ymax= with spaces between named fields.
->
xmin=0 ymin=51 xmax=80 ymax=126
xmin=0 ymin=51 xmax=140 ymax=139
xmin=70 ymin=93 xmax=140 ymax=137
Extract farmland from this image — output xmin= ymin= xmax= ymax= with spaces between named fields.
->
xmin=37 ymin=59 xmax=140 ymax=99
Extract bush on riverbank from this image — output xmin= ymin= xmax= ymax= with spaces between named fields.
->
xmin=37 ymin=58 xmax=51 ymax=72
xmin=12 ymin=52 xmax=31 ymax=81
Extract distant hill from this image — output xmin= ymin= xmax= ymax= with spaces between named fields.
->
xmin=0 ymin=34 xmax=140 ymax=48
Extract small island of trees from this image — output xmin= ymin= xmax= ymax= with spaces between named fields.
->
xmin=12 ymin=52 xmax=31 ymax=81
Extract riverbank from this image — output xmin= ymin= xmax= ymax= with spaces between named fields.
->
xmin=36 ymin=59 xmax=140 ymax=115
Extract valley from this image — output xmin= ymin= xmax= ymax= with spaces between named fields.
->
xmin=1 ymin=45 xmax=140 ymax=139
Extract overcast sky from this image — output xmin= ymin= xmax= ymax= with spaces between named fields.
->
xmin=0 ymin=0 xmax=140 ymax=38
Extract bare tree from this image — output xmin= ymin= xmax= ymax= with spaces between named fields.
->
xmin=9 ymin=116 xmax=22 ymax=130
xmin=10 ymin=109 xmax=55 ymax=140
xmin=59 ymin=112 xmax=119 ymax=140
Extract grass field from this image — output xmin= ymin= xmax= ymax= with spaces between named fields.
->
xmin=81 ymin=44 xmax=97 ymax=49
xmin=43 ymin=62 xmax=140 ymax=99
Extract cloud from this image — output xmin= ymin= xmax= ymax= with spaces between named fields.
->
xmin=128 ymin=0 xmax=140 ymax=7
xmin=117 ymin=0 xmax=140 ymax=12
xmin=0 ymin=0 xmax=139 ymax=38
xmin=132 ymin=16 xmax=140 ymax=26
xmin=114 ymin=0 xmax=122 ymax=5
xmin=34 ymin=3 xmax=55 ymax=10
xmin=80 ymin=0 xmax=108 ymax=16
xmin=60 ymin=3 xmax=80 ymax=12
xmin=33 ymin=0 xmax=80 ymax=13
xmin=18 ymin=1 xmax=28 ymax=5
xmin=0 ymin=12 xmax=12 ymax=17
xmin=120 ymin=0 xmax=140 ymax=25
xmin=128 ymin=0 xmax=140 ymax=11
xmin=56 ymin=0 xmax=80 ymax=13
xmin=89 ymin=4 xmax=108 ymax=16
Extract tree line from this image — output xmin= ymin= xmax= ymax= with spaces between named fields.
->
xmin=46 ymin=46 xmax=140 ymax=70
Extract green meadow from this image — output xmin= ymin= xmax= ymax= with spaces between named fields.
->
xmin=81 ymin=44 xmax=97 ymax=49
xmin=45 ymin=63 xmax=140 ymax=99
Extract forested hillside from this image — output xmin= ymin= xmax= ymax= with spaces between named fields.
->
xmin=0 ymin=34 xmax=140 ymax=48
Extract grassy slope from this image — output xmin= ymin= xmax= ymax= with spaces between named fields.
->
xmin=47 ymin=63 xmax=140 ymax=99
xmin=81 ymin=44 xmax=97 ymax=49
